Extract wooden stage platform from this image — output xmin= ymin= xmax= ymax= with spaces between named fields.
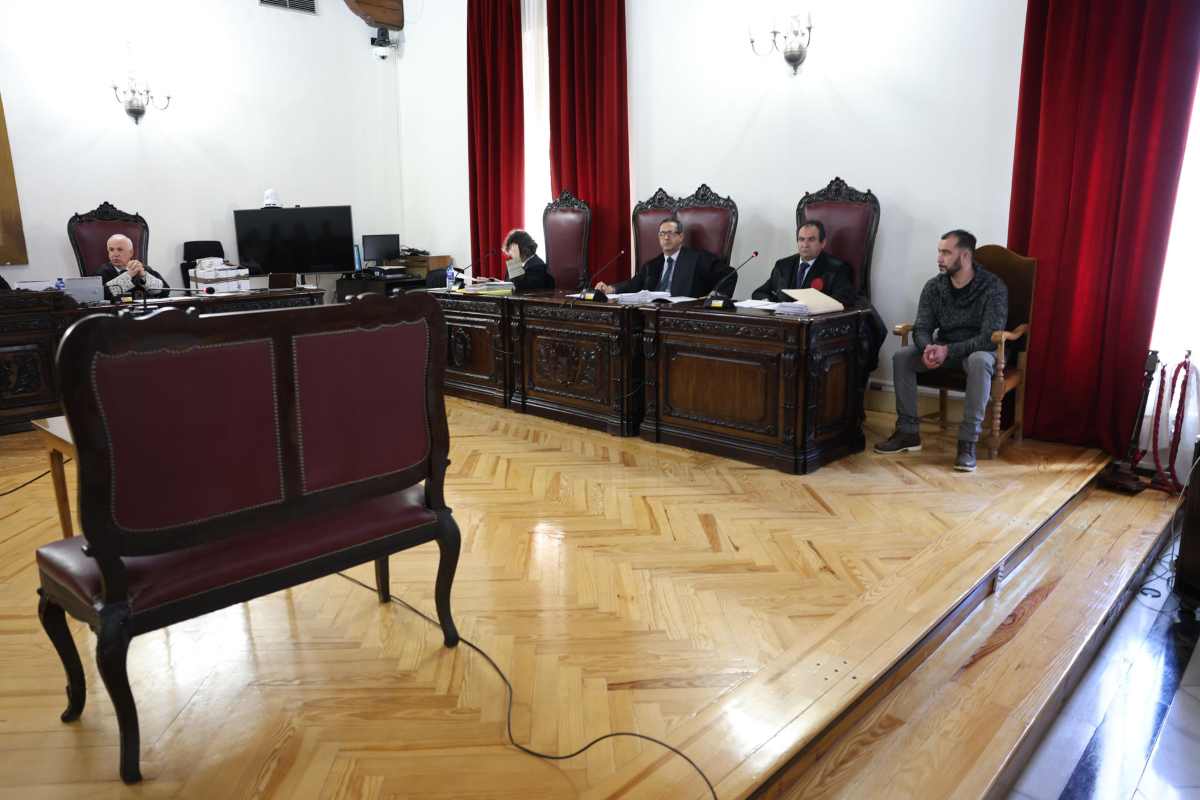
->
xmin=0 ymin=399 xmax=1178 ymax=798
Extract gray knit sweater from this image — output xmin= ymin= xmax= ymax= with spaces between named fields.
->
xmin=912 ymin=265 xmax=1008 ymax=360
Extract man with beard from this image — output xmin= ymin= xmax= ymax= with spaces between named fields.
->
xmin=874 ymin=229 xmax=1008 ymax=472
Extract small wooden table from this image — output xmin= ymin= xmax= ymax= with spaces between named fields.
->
xmin=32 ymin=416 xmax=75 ymax=538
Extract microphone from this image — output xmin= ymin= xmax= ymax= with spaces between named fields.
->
xmin=578 ymin=249 xmax=627 ymax=302
xmin=158 ymin=286 xmax=217 ymax=295
xmin=117 ymin=285 xmax=216 ymax=301
xmin=702 ymin=251 xmax=758 ymax=309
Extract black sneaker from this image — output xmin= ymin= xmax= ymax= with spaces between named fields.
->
xmin=954 ymin=440 xmax=977 ymax=472
xmin=874 ymin=430 xmax=922 ymax=454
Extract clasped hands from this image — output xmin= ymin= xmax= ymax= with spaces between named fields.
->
xmin=594 ymin=282 xmax=615 ymax=294
xmin=922 ymin=343 xmax=949 ymax=370
xmin=124 ymin=260 xmax=147 ymax=280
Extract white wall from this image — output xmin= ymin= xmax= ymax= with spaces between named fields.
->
xmin=0 ymin=0 xmax=404 ymax=290
xmin=627 ymin=0 xmax=1027 ymax=380
xmin=395 ymin=0 xmax=473 ymax=268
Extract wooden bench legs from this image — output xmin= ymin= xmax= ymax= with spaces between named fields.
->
xmin=38 ymin=593 xmax=140 ymax=784
xmin=36 ymin=516 xmax=463 ymax=784
xmin=96 ymin=604 xmax=141 ymax=784
xmin=435 ymin=511 xmax=461 ymax=648
xmin=37 ymin=591 xmax=86 ymax=723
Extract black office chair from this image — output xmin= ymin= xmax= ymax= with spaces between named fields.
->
xmin=179 ymin=241 xmax=224 ymax=288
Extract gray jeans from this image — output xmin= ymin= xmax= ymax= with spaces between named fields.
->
xmin=892 ymin=345 xmax=996 ymax=442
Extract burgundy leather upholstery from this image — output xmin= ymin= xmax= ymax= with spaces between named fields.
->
xmin=801 ymin=202 xmax=874 ymax=292
xmin=632 ymin=185 xmax=737 ymax=268
xmin=37 ymin=485 xmax=433 ymax=613
xmin=293 ymin=322 xmax=431 ymax=494
xmin=92 ymin=340 xmax=284 ymax=531
xmin=633 ymin=207 xmax=675 ymax=270
xmin=675 ymin=207 xmax=736 ymax=262
xmin=796 ymin=179 xmax=880 ymax=298
xmin=67 ymin=203 xmax=150 ymax=278
xmin=542 ymin=191 xmax=591 ymax=288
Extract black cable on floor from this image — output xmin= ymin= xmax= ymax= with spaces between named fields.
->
xmin=0 ymin=458 xmax=71 ymax=498
xmin=336 ymin=571 xmax=718 ymax=799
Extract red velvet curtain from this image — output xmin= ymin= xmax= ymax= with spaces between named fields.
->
xmin=547 ymin=0 xmax=631 ymax=282
xmin=1008 ymin=0 xmax=1200 ymax=452
xmin=467 ymin=0 xmax=524 ymax=278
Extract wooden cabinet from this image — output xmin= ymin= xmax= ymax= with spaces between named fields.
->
xmin=0 ymin=291 xmax=76 ymax=432
xmin=510 ymin=297 xmax=643 ymax=435
xmin=640 ymin=306 xmax=867 ymax=473
xmin=434 ymin=293 xmax=511 ymax=407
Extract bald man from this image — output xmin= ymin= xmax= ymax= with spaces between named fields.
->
xmin=99 ymin=234 xmax=169 ymax=300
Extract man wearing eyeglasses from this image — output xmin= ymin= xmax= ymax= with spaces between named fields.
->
xmin=595 ymin=216 xmax=732 ymax=297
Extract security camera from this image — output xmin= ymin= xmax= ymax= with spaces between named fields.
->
xmin=370 ymin=27 xmax=399 ymax=60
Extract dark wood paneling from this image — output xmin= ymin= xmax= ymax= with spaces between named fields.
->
xmin=642 ymin=306 xmax=866 ymax=474
xmin=510 ymin=296 xmax=643 ymax=435
xmin=434 ymin=293 xmax=509 ymax=407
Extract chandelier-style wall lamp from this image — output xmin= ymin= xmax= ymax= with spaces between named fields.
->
xmin=749 ymin=13 xmax=814 ymax=75
xmin=112 ymin=76 xmax=170 ymax=124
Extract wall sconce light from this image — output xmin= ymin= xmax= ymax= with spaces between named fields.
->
xmin=749 ymin=14 xmax=813 ymax=75
xmin=112 ymin=77 xmax=170 ymax=124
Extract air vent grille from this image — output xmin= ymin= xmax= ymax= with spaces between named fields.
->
xmin=260 ymin=0 xmax=317 ymax=14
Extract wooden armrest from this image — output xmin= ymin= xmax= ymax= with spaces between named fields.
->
xmin=990 ymin=323 xmax=1029 ymax=344
xmin=893 ymin=323 xmax=914 ymax=337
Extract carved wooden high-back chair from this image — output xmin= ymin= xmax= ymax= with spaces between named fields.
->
xmin=542 ymin=190 xmax=591 ymax=289
xmin=796 ymin=177 xmax=880 ymax=299
xmin=67 ymin=202 xmax=150 ymax=278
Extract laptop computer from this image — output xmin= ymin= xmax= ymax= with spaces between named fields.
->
xmin=65 ymin=277 xmax=105 ymax=304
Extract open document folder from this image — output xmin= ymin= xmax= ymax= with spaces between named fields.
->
xmin=779 ymin=288 xmax=845 ymax=315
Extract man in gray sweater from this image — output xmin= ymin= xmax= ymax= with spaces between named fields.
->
xmin=875 ymin=229 xmax=1008 ymax=471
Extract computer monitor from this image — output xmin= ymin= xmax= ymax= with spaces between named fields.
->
xmin=362 ymin=234 xmax=401 ymax=266
xmin=233 ymin=205 xmax=355 ymax=274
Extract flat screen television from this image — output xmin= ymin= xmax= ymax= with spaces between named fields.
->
xmin=234 ymin=205 xmax=354 ymax=274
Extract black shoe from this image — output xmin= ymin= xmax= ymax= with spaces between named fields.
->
xmin=954 ymin=440 xmax=977 ymax=472
xmin=874 ymin=430 xmax=922 ymax=454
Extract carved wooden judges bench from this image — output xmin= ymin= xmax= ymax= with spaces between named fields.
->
xmin=0 ymin=288 xmax=324 ymax=432
xmin=641 ymin=304 xmax=867 ymax=473
xmin=433 ymin=290 xmax=868 ymax=473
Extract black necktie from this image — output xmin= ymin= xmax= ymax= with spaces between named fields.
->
xmin=796 ymin=261 xmax=812 ymax=289
xmin=660 ymin=256 xmax=675 ymax=293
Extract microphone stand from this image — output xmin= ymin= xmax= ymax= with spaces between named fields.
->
xmin=702 ymin=251 xmax=758 ymax=309
xmin=579 ymin=250 xmax=627 ymax=303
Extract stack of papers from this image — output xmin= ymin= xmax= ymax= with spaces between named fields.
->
xmin=612 ymin=291 xmax=693 ymax=305
xmin=734 ymin=289 xmax=845 ymax=316
xmin=458 ymin=281 xmax=514 ymax=295
xmin=733 ymin=299 xmax=777 ymax=310
xmin=774 ymin=302 xmax=813 ymax=316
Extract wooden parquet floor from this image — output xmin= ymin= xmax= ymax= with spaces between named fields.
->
xmin=0 ymin=399 xmax=1112 ymax=799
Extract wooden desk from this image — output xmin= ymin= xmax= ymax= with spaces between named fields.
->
xmin=509 ymin=294 xmax=644 ymax=435
xmin=431 ymin=291 xmax=869 ymax=472
xmin=32 ymin=416 xmax=75 ymax=538
xmin=0 ymin=288 xmax=324 ymax=432
xmin=432 ymin=290 xmax=512 ymax=407
xmin=640 ymin=304 xmax=868 ymax=473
